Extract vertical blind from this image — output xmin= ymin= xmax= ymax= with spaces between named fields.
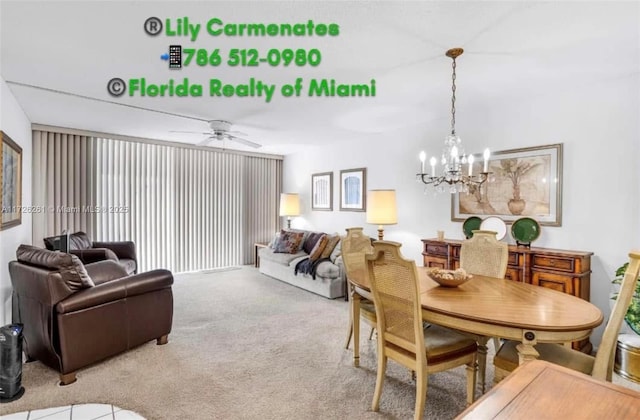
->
xmin=32 ymin=129 xmax=282 ymax=273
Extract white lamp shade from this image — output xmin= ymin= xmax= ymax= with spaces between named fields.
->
xmin=366 ymin=190 xmax=398 ymax=225
xmin=279 ymin=193 xmax=300 ymax=216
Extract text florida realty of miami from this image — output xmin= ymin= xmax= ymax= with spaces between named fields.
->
xmin=125 ymin=77 xmax=377 ymax=103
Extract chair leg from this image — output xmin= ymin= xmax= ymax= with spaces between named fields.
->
xmin=476 ymin=336 xmax=489 ymax=394
xmin=59 ymin=372 xmax=77 ymax=385
xmin=157 ymin=335 xmax=169 ymax=345
xmin=414 ymin=364 xmax=428 ymax=420
xmin=368 ymin=327 xmax=375 ymax=340
xmin=372 ymin=354 xmax=387 ymax=412
xmin=344 ymin=317 xmax=353 ymax=349
xmin=466 ymin=361 xmax=477 ymax=405
xmin=352 ymin=295 xmax=361 ymax=367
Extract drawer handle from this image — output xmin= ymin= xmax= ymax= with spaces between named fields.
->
xmin=549 ymin=260 xmax=556 ymax=266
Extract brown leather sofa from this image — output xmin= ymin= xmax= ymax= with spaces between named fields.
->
xmin=9 ymin=245 xmax=173 ymax=385
xmin=44 ymin=231 xmax=137 ymax=274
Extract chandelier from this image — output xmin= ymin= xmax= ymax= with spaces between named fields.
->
xmin=417 ymin=48 xmax=491 ymax=194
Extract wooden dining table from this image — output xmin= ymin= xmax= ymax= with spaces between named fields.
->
xmin=456 ymin=359 xmax=640 ymax=419
xmin=348 ymin=264 xmax=603 ymax=389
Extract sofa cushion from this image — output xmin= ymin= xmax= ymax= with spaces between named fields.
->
xmin=273 ymin=230 xmax=305 ymax=254
xmin=68 ymin=232 xmax=93 ymax=250
xmin=118 ymin=258 xmax=137 ymax=275
xmin=321 ymin=234 xmax=340 ymax=260
xmin=16 ymin=245 xmax=95 ymax=291
xmin=302 ymin=232 xmax=323 ymax=254
xmin=315 ymin=261 xmax=341 ymax=279
xmin=309 ymin=234 xmax=328 ymax=261
xmin=260 ymin=247 xmax=307 ymax=266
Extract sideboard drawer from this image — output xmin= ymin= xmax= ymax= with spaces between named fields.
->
xmin=532 ymin=255 xmax=575 ymax=272
xmin=426 ymin=243 xmax=448 ymax=257
xmin=507 ymin=252 xmax=520 ymax=266
xmin=532 ymin=271 xmax=574 ymax=296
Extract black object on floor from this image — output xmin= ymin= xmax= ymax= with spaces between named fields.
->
xmin=0 ymin=323 xmax=25 ymax=402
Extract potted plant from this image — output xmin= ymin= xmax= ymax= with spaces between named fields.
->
xmin=611 ymin=262 xmax=640 ymax=335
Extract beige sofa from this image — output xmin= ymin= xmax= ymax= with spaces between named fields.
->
xmin=258 ymin=231 xmax=345 ymax=299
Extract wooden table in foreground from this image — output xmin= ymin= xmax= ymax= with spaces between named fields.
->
xmin=349 ymin=266 xmax=603 ymax=370
xmin=457 ymin=359 xmax=640 ymax=419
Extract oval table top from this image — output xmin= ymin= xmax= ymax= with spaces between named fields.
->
xmin=350 ymin=265 xmax=603 ymax=334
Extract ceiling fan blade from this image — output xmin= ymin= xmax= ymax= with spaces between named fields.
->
xmin=196 ymin=137 xmax=215 ymax=146
xmin=227 ymin=135 xmax=261 ymax=149
xmin=170 ymin=130 xmax=211 ymax=135
xmin=227 ymin=130 xmax=248 ymax=137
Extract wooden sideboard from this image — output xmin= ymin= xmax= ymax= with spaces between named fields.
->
xmin=422 ymin=238 xmax=594 ymax=353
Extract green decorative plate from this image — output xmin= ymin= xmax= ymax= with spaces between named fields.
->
xmin=462 ymin=216 xmax=482 ymax=239
xmin=511 ymin=217 xmax=541 ymax=245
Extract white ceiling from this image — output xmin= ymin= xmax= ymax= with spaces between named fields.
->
xmin=1 ymin=1 xmax=638 ymax=155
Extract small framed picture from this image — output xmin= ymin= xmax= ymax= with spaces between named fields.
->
xmin=1 ymin=131 xmax=23 ymax=231
xmin=311 ymin=172 xmax=333 ymax=211
xmin=340 ymin=168 xmax=366 ymax=212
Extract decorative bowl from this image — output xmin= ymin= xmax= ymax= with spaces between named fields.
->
xmin=427 ymin=268 xmax=473 ymax=287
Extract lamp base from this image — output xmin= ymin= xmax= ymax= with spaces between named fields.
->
xmin=377 ymin=227 xmax=384 ymax=241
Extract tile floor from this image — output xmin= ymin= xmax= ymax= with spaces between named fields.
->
xmin=1 ymin=404 xmax=145 ymax=420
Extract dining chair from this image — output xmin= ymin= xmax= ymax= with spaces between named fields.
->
xmin=459 ymin=229 xmax=508 ymax=393
xmin=342 ymin=227 xmax=376 ymax=367
xmin=366 ymin=241 xmax=477 ymax=419
xmin=494 ymin=250 xmax=640 ymax=383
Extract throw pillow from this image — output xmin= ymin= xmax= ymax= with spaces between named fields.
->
xmin=320 ymin=234 xmax=340 ymax=260
xmin=273 ymin=230 xmax=305 ymax=254
xmin=16 ymin=244 xmax=95 ymax=291
xmin=59 ymin=255 xmax=95 ymax=291
xmin=309 ymin=234 xmax=328 ymax=261
xmin=268 ymin=232 xmax=281 ymax=249
xmin=302 ymin=232 xmax=323 ymax=255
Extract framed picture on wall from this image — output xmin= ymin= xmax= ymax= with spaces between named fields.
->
xmin=1 ymin=130 xmax=23 ymax=230
xmin=451 ymin=143 xmax=563 ymax=226
xmin=339 ymin=167 xmax=367 ymax=212
xmin=311 ymin=172 xmax=333 ymax=211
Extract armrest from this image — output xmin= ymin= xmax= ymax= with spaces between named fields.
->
xmin=93 ymin=241 xmax=136 ymax=261
xmin=70 ymin=248 xmax=118 ymax=265
xmin=56 ymin=269 xmax=173 ymax=314
xmin=84 ymin=260 xmax=129 ymax=285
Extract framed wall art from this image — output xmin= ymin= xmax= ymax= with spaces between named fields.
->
xmin=311 ymin=172 xmax=333 ymax=211
xmin=1 ymin=130 xmax=23 ymax=230
xmin=451 ymin=143 xmax=563 ymax=226
xmin=340 ymin=167 xmax=366 ymax=212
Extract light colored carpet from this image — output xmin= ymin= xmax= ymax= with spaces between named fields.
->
xmin=5 ymin=266 xmax=491 ymax=419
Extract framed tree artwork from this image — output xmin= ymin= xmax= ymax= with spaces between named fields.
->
xmin=340 ymin=167 xmax=366 ymax=212
xmin=1 ymin=130 xmax=23 ymax=230
xmin=311 ymin=172 xmax=333 ymax=211
xmin=451 ymin=143 xmax=563 ymax=226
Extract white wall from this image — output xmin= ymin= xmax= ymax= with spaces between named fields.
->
xmin=0 ymin=77 xmax=32 ymax=326
xmin=283 ymin=73 xmax=639 ymax=346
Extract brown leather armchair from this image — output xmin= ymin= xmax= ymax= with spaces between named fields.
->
xmin=10 ymin=245 xmax=173 ymax=385
xmin=44 ymin=231 xmax=137 ymax=274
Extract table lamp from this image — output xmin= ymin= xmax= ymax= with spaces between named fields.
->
xmin=366 ymin=189 xmax=398 ymax=240
xmin=279 ymin=193 xmax=300 ymax=229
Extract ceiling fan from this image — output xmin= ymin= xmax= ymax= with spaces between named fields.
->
xmin=170 ymin=120 xmax=262 ymax=149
